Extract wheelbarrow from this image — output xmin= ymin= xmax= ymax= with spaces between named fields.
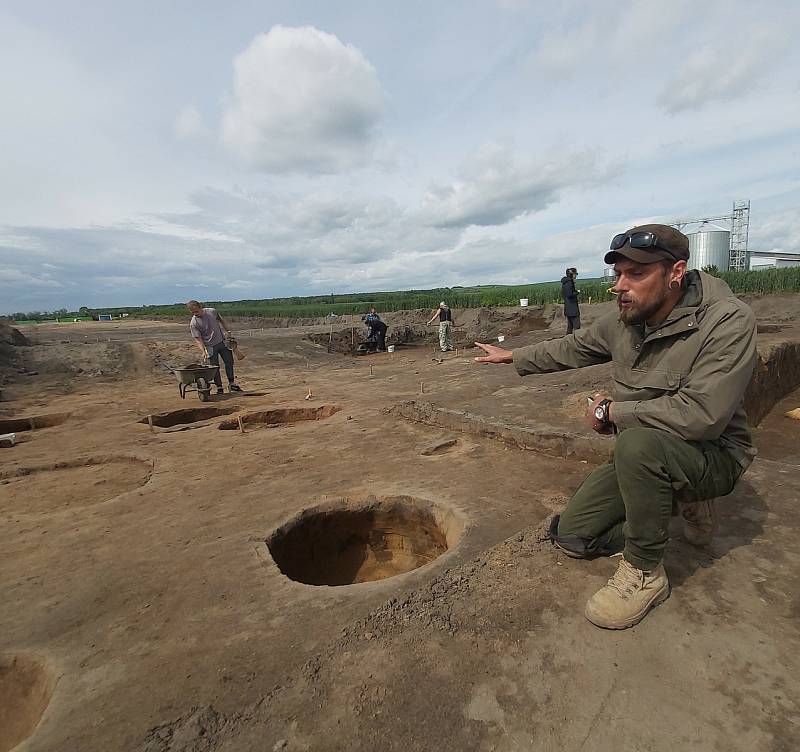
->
xmin=172 ymin=363 xmax=220 ymax=402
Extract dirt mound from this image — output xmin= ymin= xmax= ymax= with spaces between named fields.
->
xmin=16 ymin=341 xmax=170 ymax=381
xmin=308 ymin=307 xmax=557 ymax=353
xmin=307 ymin=324 xmax=417 ymax=354
xmin=0 ymin=322 xmax=30 ymax=374
xmin=467 ymin=306 xmax=551 ymax=341
xmin=0 ymin=322 xmax=30 ymax=347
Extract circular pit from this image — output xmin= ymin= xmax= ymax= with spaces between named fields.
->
xmin=267 ymin=495 xmax=465 ymax=586
xmin=0 ymin=654 xmax=56 ymax=752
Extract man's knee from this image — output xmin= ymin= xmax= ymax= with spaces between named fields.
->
xmin=614 ymin=427 xmax=667 ymax=465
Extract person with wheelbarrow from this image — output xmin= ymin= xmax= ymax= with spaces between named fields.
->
xmin=187 ymin=300 xmax=243 ymax=394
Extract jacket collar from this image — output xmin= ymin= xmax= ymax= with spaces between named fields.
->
xmin=642 ymin=270 xmax=704 ymax=341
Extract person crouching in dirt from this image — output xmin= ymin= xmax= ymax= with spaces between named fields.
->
xmin=427 ymin=301 xmax=455 ymax=352
xmin=474 ymin=224 xmax=757 ymax=630
xmin=363 ymin=307 xmax=388 ymax=351
xmin=561 ymin=267 xmax=581 ymax=334
xmin=187 ymin=300 xmax=243 ymax=395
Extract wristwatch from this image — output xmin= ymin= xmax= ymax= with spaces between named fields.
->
xmin=594 ymin=399 xmax=613 ymax=424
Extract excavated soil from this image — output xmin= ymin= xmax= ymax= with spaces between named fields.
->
xmin=138 ymin=406 xmax=239 ymax=428
xmin=1 ymin=301 xmax=800 ymax=752
xmin=744 ymin=339 xmax=800 ymax=424
xmin=0 ymin=413 xmax=69 ymax=433
xmin=267 ymin=496 xmax=465 ymax=586
xmin=0 ymin=654 xmax=56 ymax=752
xmin=217 ymin=404 xmax=341 ymax=430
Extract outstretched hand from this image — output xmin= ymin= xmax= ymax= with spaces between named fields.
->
xmin=473 ymin=342 xmax=513 ymax=364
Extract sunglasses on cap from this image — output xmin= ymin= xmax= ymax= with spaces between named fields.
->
xmin=609 ymin=231 xmax=680 ymax=260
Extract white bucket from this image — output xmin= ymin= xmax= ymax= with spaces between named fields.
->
xmin=519 ymin=298 xmax=529 ymax=307
xmin=497 ymin=335 xmax=505 ymax=343
xmin=387 ymin=345 xmax=395 ymax=353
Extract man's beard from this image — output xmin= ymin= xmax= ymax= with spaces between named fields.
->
xmin=618 ymin=292 xmax=667 ymax=326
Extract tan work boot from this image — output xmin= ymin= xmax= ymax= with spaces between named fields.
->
xmin=677 ymin=498 xmax=716 ymax=547
xmin=585 ymin=558 xmax=670 ymax=629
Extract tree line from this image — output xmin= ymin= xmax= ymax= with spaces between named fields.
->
xmin=5 ymin=267 xmax=799 ymax=323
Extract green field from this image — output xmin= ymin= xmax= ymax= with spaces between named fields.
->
xmin=5 ymin=267 xmax=800 ymax=323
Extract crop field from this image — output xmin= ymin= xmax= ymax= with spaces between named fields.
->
xmin=6 ymin=267 xmax=800 ymax=324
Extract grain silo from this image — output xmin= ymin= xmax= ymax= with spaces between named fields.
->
xmin=688 ymin=228 xmax=730 ymax=271
xmin=602 ymin=267 xmax=617 ymax=282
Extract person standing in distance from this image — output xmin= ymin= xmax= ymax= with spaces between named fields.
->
xmin=187 ymin=300 xmax=243 ymax=395
xmin=427 ymin=301 xmax=455 ymax=352
xmin=561 ymin=267 xmax=581 ymax=334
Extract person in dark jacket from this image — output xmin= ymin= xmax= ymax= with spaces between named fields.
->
xmin=561 ymin=267 xmax=581 ymax=334
xmin=363 ymin=307 xmax=387 ymax=351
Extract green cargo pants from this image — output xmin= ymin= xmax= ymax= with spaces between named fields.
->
xmin=557 ymin=427 xmax=742 ymax=571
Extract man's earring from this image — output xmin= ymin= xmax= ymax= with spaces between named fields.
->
xmin=669 ymin=279 xmax=680 ymax=290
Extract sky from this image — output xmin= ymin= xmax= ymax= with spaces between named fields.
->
xmin=1 ymin=0 xmax=799 ymax=314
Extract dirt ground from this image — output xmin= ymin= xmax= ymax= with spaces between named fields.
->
xmin=1 ymin=298 xmax=800 ymax=752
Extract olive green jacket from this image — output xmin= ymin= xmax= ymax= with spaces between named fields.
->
xmin=512 ymin=271 xmax=757 ymax=469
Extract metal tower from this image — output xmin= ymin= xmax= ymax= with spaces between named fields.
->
xmin=671 ymin=199 xmax=751 ymax=271
xmin=729 ymin=200 xmax=750 ymax=271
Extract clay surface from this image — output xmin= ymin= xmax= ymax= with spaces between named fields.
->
xmin=0 ymin=300 xmax=799 ymax=752
xmin=0 ymin=654 xmax=56 ymax=752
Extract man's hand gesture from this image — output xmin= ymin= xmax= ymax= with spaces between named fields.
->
xmin=473 ymin=342 xmax=513 ymax=364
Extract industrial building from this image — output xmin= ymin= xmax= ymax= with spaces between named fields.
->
xmin=748 ymin=251 xmax=800 ymax=270
xmin=599 ymin=200 xmax=799 ymax=279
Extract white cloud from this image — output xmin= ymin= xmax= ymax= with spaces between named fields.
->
xmin=496 ymin=0 xmax=532 ymax=9
xmin=222 ymin=279 xmax=256 ymax=290
xmin=658 ymin=26 xmax=789 ymax=113
xmin=0 ymin=267 xmax=63 ymax=289
xmin=527 ymin=0 xmax=691 ymax=79
xmin=419 ymin=143 xmax=610 ymax=228
xmin=221 ymin=26 xmax=384 ymax=174
xmin=750 ymin=206 xmax=800 ymax=254
xmin=2 ymin=2 xmax=799 ymax=314
xmin=530 ymin=21 xmax=600 ymax=79
xmin=174 ymin=105 xmax=210 ymax=141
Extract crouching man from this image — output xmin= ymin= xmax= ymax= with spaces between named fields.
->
xmin=475 ymin=225 xmax=757 ymax=629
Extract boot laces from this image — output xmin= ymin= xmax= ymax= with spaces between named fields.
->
xmin=606 ymin=559 xmax=644 ymax=600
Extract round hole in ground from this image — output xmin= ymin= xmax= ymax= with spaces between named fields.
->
xmin=0 ymin=654 xmax=56 ymax=752
xmin=0 ymin=456 xmax=152 ymax=517
xmin=266 ymin=495 xmax=465 ymax=586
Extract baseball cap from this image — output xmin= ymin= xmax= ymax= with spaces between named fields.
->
xmin=604 ymin=224 xmax=690 ymax=265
